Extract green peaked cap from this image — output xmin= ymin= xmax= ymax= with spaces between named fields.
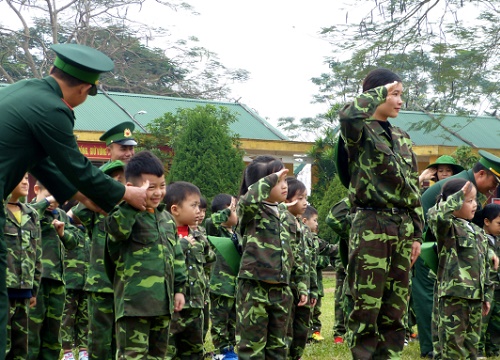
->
xmin=478 ymin=150 xmax=500 ymax=182
xmin=101 ymin=160 xmax=125 ymax=175
xmin=51 ymin=43 xmax=114 ymax=95
xmin=99 ymin=122 xmax=137 ymax=146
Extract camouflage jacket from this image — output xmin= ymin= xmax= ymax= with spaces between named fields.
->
xmin=31 ymin=200 xmax=80 ymax=283
xmin=5 ymin=203 xmax=42 ymax=296
xmin=486 ymin=234 xmax=500 ymax=289
xmin=237 ymin=173 xmax=299 ymax=289
xmin=428 ymin=191 xmax=492 ymax=302
xmin=72 ymin=203 xmax=113 ymax=293
xmin=339 ymin=86 xmax=424 ymax=243
xmin=105 ymin=203 xmax=187 ymax=319
xmin=64 ymin=227 xmax=90 ymax=290
xmin=285 ymin=213 xmax=312 ymax=298
xmin=206 ymin=209 xmax=239 ymax=297
xmin=325 ymin=197 xmax=352 ymax=270
xmin=179 ymin=227 xmax=215 ymax=309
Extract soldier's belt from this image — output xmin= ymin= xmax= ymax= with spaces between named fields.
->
xmin=355 ymin=207 xmax=408 ymax=214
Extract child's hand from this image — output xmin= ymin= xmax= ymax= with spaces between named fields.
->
xmin=297 ymin=294 xmax=308 ymax=307
xmin=52 ymin=219 xmax=65 ymax=238
xmin=285 ymin=199 xmax=298 ymax=208
xmin=29 ymin=296 xmax=37 ymax=308
xmin=275 ymin=168 xmax=289 ymax=181
xmin=461 ymin=181 xmax=473 ymax=196
xmin=174 ymin=293 xmax=185 ymax=312
xmin=492 ymin=254 xmax=499 ymax=271
xmin=419 ymin=168 xmax=437 ymax=185
xmin=310 ymin=297 xmax=317 ymax=307
xmin=483 ymin=301 xmax=491 ymax=316
xmin=410 ymin=241 xmax=421 ymax=267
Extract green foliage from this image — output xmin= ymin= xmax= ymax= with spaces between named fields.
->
xmin=452 ymin=146 xmax=479 ymax=170
xmin=166 ymin=105 xmax=245 ymax=205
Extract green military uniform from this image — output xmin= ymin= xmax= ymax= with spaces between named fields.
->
xmin=105 ymin=203 xmax=186 ymax=359
xmin=427 ymin=190 xmax=492 ymax=359
xmin=205 ymin=209 xmax=239 ymax=356
xmin=0 ymin=43 xmax=124 ymax=356
xmin=167 ymin=227 xmax=215 ymax=360
xmin=5 ymin=203 xmax=42 ymax=360
xmin=28 ymin=200 xmax=83 ymax=360
xmin=235 ymin=173 xmax=299 ymax=360
xmin=339 ymin=86 xmax=424 ymax=359
xmin=60 ymin=226 xmax=89 ymax=354
xmin=72 ymin=160 xmax=125 ymax=360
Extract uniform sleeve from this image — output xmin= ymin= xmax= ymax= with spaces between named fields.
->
xmin=173 ymin=229 xmax=187 ymax=295
xmin=427 ymin=191 xmax=464 ymax=247
xmin=105 ymin=203 xmax=139 ymax=242
xmin=237 ymin=173 xmax=278 ymax=225
xmin=32 ymin=213 xmax=43 ymax=298
xmin=211 ymin=208 xmax=231 ymax=226
xmin=60 ymin=211 xmax=82 ymax=251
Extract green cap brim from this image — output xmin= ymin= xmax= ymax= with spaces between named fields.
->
xmin=54 ymin=56 xmax=100 ymax=85
xmin=207 ymin=236 xmax=241 ymax=275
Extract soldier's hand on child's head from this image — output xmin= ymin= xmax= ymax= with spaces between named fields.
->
xmin=123 ymin=180 xmax=149 ymax=211
xmin=52 ymin=219 xmax=65 ymax=238
xmin=174 ymin=293 xmax=185 ymax=312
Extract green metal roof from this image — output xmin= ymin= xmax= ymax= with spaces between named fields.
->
xmin=74 ymin=91 xmax=289 ymax=141
xmin=393 ymin=111 xmax=500 ymax=149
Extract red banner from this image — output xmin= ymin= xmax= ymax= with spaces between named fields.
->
xmin=78 ymin=141 xmax=109 ymax=160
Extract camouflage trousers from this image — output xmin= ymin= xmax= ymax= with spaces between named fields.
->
xmin=28 ymin=278 xmax=66 ymax=360
xmin=209 ymin=293 xmax=236 ymax=351
xmin=87 ymin=292 xmax=115 ymax=360
xmin=480 ymin=290 xmax=500 ymax=357
xmin=61 ymin=289 xmax=88 ymax=350
xmin=310 ymin=295 xmax=322 ymax=334
xmin=7 ymin=297 xmax=30 ymax=360
xmin=235 ymin=279 xmax=293 ymax=360
xmin=116 ymin=315 xmax=171 ymax=360
xmin=436 ymin=296 xmax=482 ymax=360
xmin=333 ymin=268 xmax=347 ymax=337
xmin=167 ymin=308 xmax=204 ymax=360
xmin=286 ymin=287 xmax=312 ymax=360
xmin=203 ymin=300 xmax=210 ymax=342
xmin=347 ymin=210 xmax=413 ymax=360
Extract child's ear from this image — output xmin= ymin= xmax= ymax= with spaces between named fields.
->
xmin=126 ymin=181 xmax=134 ymax=187
xmin=33 ymin=184 xmax=40 ymax=194
xmin=170 ymin=204 xmax=179 ymax=216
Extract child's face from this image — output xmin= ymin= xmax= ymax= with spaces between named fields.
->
xmin=286 ymin=190 xmax=308 ymax=216
xmin=132 ymin=174 xmax=165 ymax=210
xmin=172 ymin=193 xmax=201 ymax=226
xmin=267 ymin=175 xmax=288 ymax=203
xmin=453 ymin=186 xmax=477 ymax=220
xmin=484 ymin=216 xmax=500 ymax=237
xmin=436 ymin=165 xmax=453 ymax=181
xmin=11 ymin=173 xmax=29 ymax=199
xmin=196 ymin=208 xmax=207 ymax=225
xmin=302 ymin=214 xmax=318 ymax=233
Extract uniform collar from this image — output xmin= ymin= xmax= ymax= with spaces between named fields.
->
xmin=43 ymin=76 xmax=64 ymax=98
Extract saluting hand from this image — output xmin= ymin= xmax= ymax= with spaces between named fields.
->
xmin=275 ymin=168 xmax=289 ymax=181
xmin=123 ymin=180 xmax=150 ymax=211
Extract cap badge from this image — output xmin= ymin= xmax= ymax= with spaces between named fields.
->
xmin=124 ymin=128 xmax=132 ymax=137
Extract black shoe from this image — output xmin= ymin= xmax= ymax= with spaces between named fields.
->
xmin=420 ymin=351 xmax=434 ymax=359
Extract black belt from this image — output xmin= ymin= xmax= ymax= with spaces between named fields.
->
xmin=355 ymin=207 xmax=408 ymax=214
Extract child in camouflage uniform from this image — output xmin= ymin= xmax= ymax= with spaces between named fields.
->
xmin=5 ymin=174 xmax=41 ymax=360
xmin=479 ymin=203 xmax=500 ymax=357
xmin=235 ymin=155 xmax=302 ymax=360
xmin=338 ymin=68 xmax=424 ymax=359
xmin=205 ymin=193 xmax=239 ymax=359
xmin=105 ymin=151 xmax=187 ymax=359
xmin=165 ymin=181 xmax=215 ymax=360
xmin=428 ymin=179 xmax=492 ymax=359
xmin=284 ymin=177 xmax=314 ymax=360
xmin=28 ymin=181 xmax=82 ymax=360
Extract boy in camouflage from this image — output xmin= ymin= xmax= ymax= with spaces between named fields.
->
xmin=479 ymin=203 xmax=500 ymax=357
xmin=427 ymin=179 xmax=492 ymax=359
xmin=5 ymin=174 xmax=42 ymax=360
xmin=28 ymin=181 xmax=83 ymax=360
xmin=235 ymin=156 xmax=303 ymax=360
xmin=284 ymin=177 xmax=315 ymax=360
xmin=165 ymin=181 xmax=215 ymax=360
xmin=69 ymin=160 xmax=125 ymax=360
xmin=205 ymin=193 xmax=239 ymax=359
xmin=105 ymin=151 xmax=186 ymax=359
xmin=338 ymin=68 xmax=423 ymax=359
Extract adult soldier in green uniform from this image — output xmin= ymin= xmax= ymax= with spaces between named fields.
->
xmin=416 ymin=150 xmax=500 ymax=358
xmin=99 ymin=122 xmax=137 ymax=164
xmin=0 ymin=43 xmax=147 ymax=359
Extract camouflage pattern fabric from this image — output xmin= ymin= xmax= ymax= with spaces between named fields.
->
xmin=6 ymin=298 xmax=30 ymax=360
xmin=235 ymin=279 xmax=293 ymax=360
xmin=167 ymin=308 xmax=204 ymax=360
xmin=427 ymin=190 xmax=492 ymax=358
xmin=63 ymin=229 xmax=89 ymax=291
xmin=210 ymin=293 xmax=236 ymax=351
xmin=116 ymin=315 xmax=171 ymax=360
xmin=168 ymin=228 xmax=214 ymax=359
xmin=28 ymin=278 xmax=66 ymax=360
xmin=310 ymin=295 xmax=322 ymax=334
xmin=87 ymin=292 xmax=115 ymax=360
xmin=60 ymin=289 xmax=88 ymax=350
xmin=105 ymin=203 xmax=186 ymax=319
xmin=333 ymin=268 xmax=347 ymax=338
xmin=287 ymin=287 xmax=312 ymax=360
xmin=481 ymin=289 xmax=500 ymax=357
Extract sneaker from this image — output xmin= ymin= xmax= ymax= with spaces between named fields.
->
xmin=221 ymin=346 xmax=238 ymax=360
xmin=311 ymin=331 xmax=324 ymax=341
xmin=404 ymin=338 xmax=409 ymax=346
xmin=79 ymin=350 xmax=89 ymax=360
xmin=334 ymin=336 xmax=344 ymax=344
xmin=62 ymin=352 xmax=76 ymax=360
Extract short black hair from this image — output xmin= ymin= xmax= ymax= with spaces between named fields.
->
xmin=286 ymin=177 xmax=306 ymax=200
xmin=303 ymin=205 xmax=318 ymax=220
xmin=199 ymin=196 xmax=207 ymax=210
xmin=239 ymin=155 xmax=284 ymax=196
xmin=164 ymin=181 xmax=201 ymax=212
xmin=125 ymin=151 xmax=164 ymax=183
xmin=50 ymin=66 xmax=88 ymax=88
xmin=439 ymin=178 xmax=471 ymax=202
xmin=475 ymin=203 xmax=500 ymax=228
xmin=362 ymin=68 xmax=401 ymax=92
xmin=211 ymin=193 xmax=233 ymax=213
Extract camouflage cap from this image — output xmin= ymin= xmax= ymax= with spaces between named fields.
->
xmin=425 ymin=155 xmax=464 ymax=175
xmin=99 ymin=121 xmax=137 ymax=146
xmin=479 ymin=150 xmax=500 ymax=183
xmin=51 ymin=43 xmax=114 ymax=96
xmin=101 ymin=160 xmax=125 ymax=176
